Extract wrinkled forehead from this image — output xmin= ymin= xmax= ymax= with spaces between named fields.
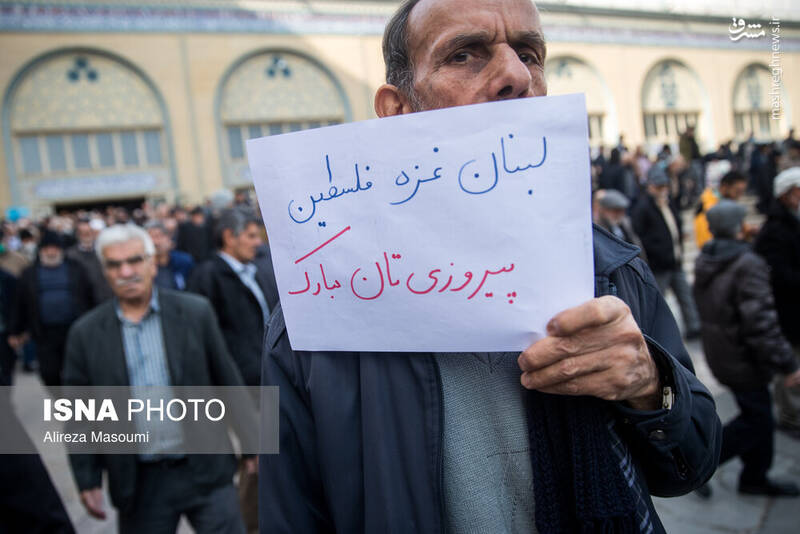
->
xmin=407 ymin=0 xmax=542 ymax=56
xmin=103 ymin=238 xmax=146 ymax=259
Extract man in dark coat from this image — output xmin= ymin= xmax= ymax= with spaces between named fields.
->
xmin=63 ymin=223 xmax=250 ymax=533
xmin=176 ymin=207 xmax=214 ymax=263
xmin=632 ymin=165 xmax=701 ymax=338
xmin=258 ymin=1 xmax=721 ymax=532
xmin=754 ymin=167 xmax=800 ymax=437
xmin=188 ymin=209 xmax=279 ymax=531
xmin=189 ymin=209 xmax=279 ymax=386
xmin=65 ymin=218 xmax=113 ymax=303
xmin=9 ymin=231 xmax=95 ymax=387
xmin=694 ymin=200 xmax=800 ymax=496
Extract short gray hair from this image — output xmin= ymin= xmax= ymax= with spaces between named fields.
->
xmin=96 ymin=224 xmax=155 ymax=264
xmin=383 ymin=0 xmax=422 ymax=98
xmin=214 ymin=208 xmax=260 ymax=249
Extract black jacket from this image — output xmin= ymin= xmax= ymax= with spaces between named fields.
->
xmin=62 ymin=290 xmax=247 ymax=515
xmin=753 ymin=202 xmax=800 ymax=345
xmin=10 ymin=258 xmax=95 ymax=340
xmin=694 ymin=239 xmax=798 ymax=388
xmin=631 ymin=193 xmax=684 ymax=273
xmin=189 ymin=253 xmax=279 ymax=385
xmin=258 ymin=227 xmax=721 ymax=534
xmin=176 ymin=221 xmax=214 ymax=263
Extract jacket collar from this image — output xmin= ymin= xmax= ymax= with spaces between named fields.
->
xmin=592 ymin=223 xmax=640 ymax=278
xmin=97 ymin=290 xmax=186 ymax=386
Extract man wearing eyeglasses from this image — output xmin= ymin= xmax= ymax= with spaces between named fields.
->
xmin=62 ymin=223 xmax=250 ymax=533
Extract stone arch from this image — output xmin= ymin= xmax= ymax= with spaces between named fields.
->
xmin=215 ymin=48 xmax=352 ymax=187
xmin=545 ymin=55 xmax=618 ymax=147
xmin=2 ymin=47 xmax=177 ymax=209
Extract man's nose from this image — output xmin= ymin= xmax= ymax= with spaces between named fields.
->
xmin=489 ymin=45 xmax=534 ymax=101
xmin=119 ymin=261 xmax=134 ymax=278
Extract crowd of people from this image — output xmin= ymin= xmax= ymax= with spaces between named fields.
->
xmin=0 ymin=0 xmax=798 ymax=532
xmin=0 ymin=190 xmax=274 ymax=533
xmin=592 ymin=131 xmax=800 ymax=499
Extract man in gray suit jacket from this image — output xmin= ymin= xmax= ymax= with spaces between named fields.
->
xmin=63 ymin=224 xmax=251 ymax=534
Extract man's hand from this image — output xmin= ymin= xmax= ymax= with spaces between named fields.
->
xmin=244 ymin=456 xmax=258 ymax=475
xmin=7 ymin=333 xmax=26 ymax=351
xmin=784 ymin=369 xmax=800 ymax=388
xmin=80 ymin=488 xmax=107 ymax=520
xmin=518 ymin=296 xmax=661 ymax=411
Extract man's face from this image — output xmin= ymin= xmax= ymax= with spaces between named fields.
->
xmin=147 ymin=228 xmax=172 ymax=255
xmin=76 ymin=222 xmax=94 ymax=248
xmin=599 ymin=207 xmax=626 ymax=227
xmin=226 ymin=223 xmax=263 ymax=264
xmin=719 ymin=181 xmax=746 ymax=201
xmin=38 ymin=245 xmax=63 ymax=267
xmin=102 ymin=239 xmax=156 ymax=302
xmin=782 ymin=186 xmax=800 ymax=213
xmin=648 ymin=184 xmax=669 ymax=203
xmin=405 ymin=0 xmax=547 ymax=111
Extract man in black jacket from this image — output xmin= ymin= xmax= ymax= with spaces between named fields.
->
xmin=632 ymin=165 xmax=701 ymax=338
xmin=189 ymin=209 xmax=279 ymax=386
xmin=8 ymin=231 xmax=95 ymax=388
xmin=694 ymin=200 xmax=800 ymax=496
xmin=189 ymin=208 xmax=279 ymax=531
xmin=258 ymin=1 xmax=721 ymax=532
xmin=754 ymin=167 xmax=800 ymax=438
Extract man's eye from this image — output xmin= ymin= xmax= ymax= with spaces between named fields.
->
xmin=451 ymin=52 xmax=470 ymax=63
xmin=518 ymin=52 xmax=539 ymax=65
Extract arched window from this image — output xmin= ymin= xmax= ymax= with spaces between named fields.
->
xmin=641 ymin=60 xmax=706 ymax=148
xmin=733 ymin=64 xmax=783 ymax=141
xmin=217 ymin=51 xmax=351 ymax=186
xmin=545 ymin=56 xmax=614 ymax=147
xmin=4 ymin=50 xmax=174 ymax=207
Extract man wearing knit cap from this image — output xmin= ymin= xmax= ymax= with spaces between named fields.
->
xmin=755 ymin=167 xmax=800 ymax=439
xmin=8 ymin=230 xmax=95 ymax=387
xmin=694 ymin=200 xmax=800 ymax=496
xmin=632 ymin=165 xmax=701 ymax=338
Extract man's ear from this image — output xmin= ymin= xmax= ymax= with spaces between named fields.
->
xmin=374 ymin=84 xmax=414 ymax=117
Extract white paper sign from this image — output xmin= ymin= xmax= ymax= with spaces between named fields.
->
xmin=248 ymin=94 xmax=594 ymax=352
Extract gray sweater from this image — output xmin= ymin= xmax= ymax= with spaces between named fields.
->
xmin=437 ymin=352 xmax=537 ymax=533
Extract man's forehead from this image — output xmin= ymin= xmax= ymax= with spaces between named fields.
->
xmin=407 ymin=0 xmax=541 ymax=50
xmin=104 ymin=239 xmax=145 ymax=257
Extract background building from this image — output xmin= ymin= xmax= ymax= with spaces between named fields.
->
xmin=1 ymin=0 xmax=798 ymax=214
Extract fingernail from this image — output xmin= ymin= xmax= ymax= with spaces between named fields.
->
xmin=546 ymin=319 xmax=559 ymax=336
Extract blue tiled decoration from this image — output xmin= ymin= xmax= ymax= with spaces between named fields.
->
xmin=66 ymin=56 xmax=99 ymax=83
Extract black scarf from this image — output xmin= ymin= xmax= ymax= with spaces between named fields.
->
xmin=527 ymin=391 xmax=640 ymax=533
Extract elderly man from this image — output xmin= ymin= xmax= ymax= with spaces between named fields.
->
xmin=593 ymin=189 xmax=646 ymax=258
xmin=63 ymin=224 xmax=249 ymax=533
xmin=259 ymin=1 xmax=721 ymax=532
xmin=9 ymin=231 xmax=95 ymax=388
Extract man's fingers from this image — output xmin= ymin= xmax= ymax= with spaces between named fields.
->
xmin=520 ymin=352 xmax=612 ymax=390
xmin=525 ymin=366 xmax=649 ymax=403
xmin=81 ymin=489 xmax=107 ymax=520
xmin=546 ymin=296 xmax=626 ymax=337
xmin=518 ymin=318 xmax=640 ymax=372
